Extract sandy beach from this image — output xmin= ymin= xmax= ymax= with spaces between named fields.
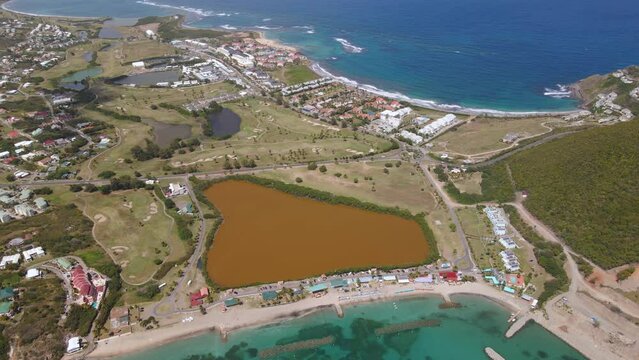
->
xmin=254 ymin=31 xmax=298 ymax=52
xmin=87 ymin=281 xmax=631 ymax=360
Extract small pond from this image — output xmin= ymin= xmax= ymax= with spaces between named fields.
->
xmin=60 ymin=67 xmax=103 ymax=91
xmin=207 ymin=108 xmax=241 ymax=137
xmin=113 ymin=70 xmax=180 ymax=86
xmin=142 ymin=119 xmax=192 ymax=148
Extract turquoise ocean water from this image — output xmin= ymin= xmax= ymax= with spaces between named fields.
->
xmin=5 ymin=0 xmax=639 ymax=111
xmin=117 ymin=295 xmax=585 ymax=360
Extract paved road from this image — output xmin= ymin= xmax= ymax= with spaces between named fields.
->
xmin=0 ymin=149 xmax=401 ymax=188
xmin=507 ymin=199 xmax=639 ymax=319
xmin=415 ymin=148 xmax=475 ymax=271
xmin=469 ymin=129 xmax=581 ymax=169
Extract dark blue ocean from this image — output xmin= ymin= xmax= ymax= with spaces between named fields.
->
xmin=6 ymin=0 xmax=639 ymax=111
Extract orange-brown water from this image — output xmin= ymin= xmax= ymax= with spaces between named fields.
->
xmin=205 ymin=180 xmax=430 ymax=288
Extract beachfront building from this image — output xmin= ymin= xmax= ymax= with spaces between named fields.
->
xmin=110 ymin=306 xmax=130 ymax=329
xmin=261 ymin=290 xmax=278 ymax=301
xmin=418 ymin=114 xmax=457 ymax=137
xmin=500 ymin=250 xmax=521 ymax=272
xmin=224 ymin=298 xmax=240 ymax=307
xmin=190 ymin=288 xmax=209 ymax=307
xmin=308 ymin=283 xmax=329 ymax=294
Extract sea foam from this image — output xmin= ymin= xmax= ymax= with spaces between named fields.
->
xmin=136 ymin=1 xmax=232 ymax=17
xmin=334 ymin=38 xmax=364 ymax=53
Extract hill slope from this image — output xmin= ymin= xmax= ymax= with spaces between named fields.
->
xmin=508 ymin=120 xmax=639 ymax=268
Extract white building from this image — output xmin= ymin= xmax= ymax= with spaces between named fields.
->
xmin=483 ymin=206 xmax=508 ymax=236
xmin=167 ymin=183 xmax=188 ymax=197
xmin=0 ymin=254 xmax=20 ymax=269
xmin=14 ymin=204 xmax=36 ymax=217
xmin=418 ymin=114 xmax=457 ymax=136
xmin=132 ymin=61 xmax=145 ymax=68
xmin=25 ymin=268 xmax=41 ymax=279
xmin=499 ymin=236 xmax=518 ymax=249
xmin=67 ymin=337 xmax=82 ymax=354
xmin=14 ymin=140 xmax=34 ymax=148
xmin=398 ymin=130 xmax=423 ymax=144
xmin=22 ymin=247 xmax=45 ymax=262
xmin=0 ymin=210 xmax=11 ymax=224
xmin=231 ymin=53 xmax=255 ymax=67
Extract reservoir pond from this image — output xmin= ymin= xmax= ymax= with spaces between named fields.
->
xmin=205 ymin=180 xmax=430 ymax=288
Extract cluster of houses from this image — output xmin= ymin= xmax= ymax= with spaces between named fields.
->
xmin=1 ymin=103 xmax=112 ymax=180
xmin=484 ymin=206 xmax=521 ymax=272
xmin=594 ymin=92 xmax=634 ymax=123
xmin=0 ymin=244 xmax=46 ymax=270
xmin=0 ymin=19 xmax=85 ymax=86
xmin=217 ymin=38 xmax=305 ymax=70
xmin=0 ymin=188 xmax=49 ymax=223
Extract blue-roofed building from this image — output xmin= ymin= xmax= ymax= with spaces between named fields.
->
xmin=262 ymin=290 xmax=278 ymax=301
xmin=503 ymin=286 xmax=516 ymax=294
xmin=224 ymin=298 xmax=240 ymax=307
xmin=358 ymin=276 xmax=373 ymax=283
xmin=330 ymin=279 xmax=348 ymax=288
xmin=308 ymin=283 xmax=328 ymax=293
xmin=0 ymin=288 xmax=14 ymax=301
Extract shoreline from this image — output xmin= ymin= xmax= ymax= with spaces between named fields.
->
xmin=1 ymin=1 xmax=102 ymax=19
xmin=87 ymin=282 xmax=601 ymax=359
xmin=1 ymin=1 xmax=584 ymax=117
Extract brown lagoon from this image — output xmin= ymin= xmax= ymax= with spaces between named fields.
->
xmin=205 ymin=180 xmax=430 ymax=287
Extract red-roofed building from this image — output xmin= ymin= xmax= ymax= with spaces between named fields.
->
xmin=189 ymin=287 xmax=209 ymax=307
xmin=71 ymin=266 xmax=97 ymax=302
xmin=439 ymin=271 xmax=460 ymax=283
xmin=505 ymin=274 xmax=525 ymax=288
xmin=7 ymin=130 xmax=19 ymax=139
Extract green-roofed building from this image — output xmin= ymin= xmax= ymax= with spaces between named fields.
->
xmin=261 ymin=290 xmax=278 ymax=301
xmin=0 ymin=302 xmax=11 ymax=315
xmin=330 ymin=279 xmax=349 ymax=288
xmin=224 ymin=298 xmax=240 ymax=307
xmin=0 ymin=288 xmax=14 ymax=300
xmin=308 ymin=283 xmax=328 ymax=293
xmin=56 ymin=257 xmax=72 ymax=270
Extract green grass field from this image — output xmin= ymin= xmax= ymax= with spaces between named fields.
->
xmin=432 ymin=116 xmax=559 ymax=155
xmin=270 ymin=64 xmax=319 ymax=85
xmin=63 ymin=189 xmax=186 ymax=284
xmin=259 ymin=160 xmax=435 ymax=214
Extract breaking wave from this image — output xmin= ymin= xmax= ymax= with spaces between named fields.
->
xmin=135 ymin=1 xmax=232 ymax=17
xmin=334 ymin=38 xmax=364 ymax=53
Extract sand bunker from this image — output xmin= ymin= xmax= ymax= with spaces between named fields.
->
xmin=94 ymin=214 xmax=107 ymax=223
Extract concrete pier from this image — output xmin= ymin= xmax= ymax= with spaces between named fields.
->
xmin=485 ymin=347 xmax=506 ymax=360
xmin=334 ymin=303 xmax=344 ymax=318
xmin=505 ymin=313 xmax=532 ymax=338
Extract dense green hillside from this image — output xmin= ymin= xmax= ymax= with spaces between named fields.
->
xmin=508 ymin=120 xmax=639 ymax=268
